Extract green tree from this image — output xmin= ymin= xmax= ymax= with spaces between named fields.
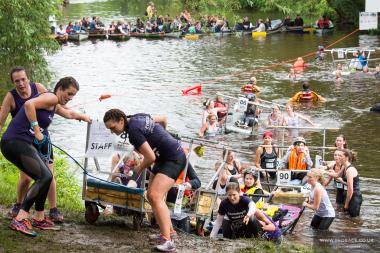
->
xmin=328 ymin=0 xmax=365 ymax=24
xmin=0 ymin=0 xmax=61 ymax=97
xmin=184 ymin=0 xmax=364 ymax=23
xmin=184 ymin=0 xmax=241 ymax=16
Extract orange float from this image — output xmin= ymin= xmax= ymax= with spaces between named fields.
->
xmin=99 ymin=94 xmax=112 ymax=101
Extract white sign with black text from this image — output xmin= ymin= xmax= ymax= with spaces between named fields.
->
xmin=277 ymin=170 xmax=291 ymax=185
xmin=85 ymin=120 xmax=117 ymax=157
xmin=359 ymin=12 xmax=378 ymax=30
xmin=238 ymin=97 xmax=249 ymax=111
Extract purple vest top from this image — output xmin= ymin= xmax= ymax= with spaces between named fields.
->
xmin=10 ymin=83 xmax=38 ymax=118
xmin=2 ymin=93 xmax=55 ymax=144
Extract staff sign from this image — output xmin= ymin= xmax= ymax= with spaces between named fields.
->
xmin=238 ymin=98 xmax=248 ymax=111
xmin=277 ymin=170 xmax=291 ymax=185
xmin=85 ymin=120 xmax=132 ymax=157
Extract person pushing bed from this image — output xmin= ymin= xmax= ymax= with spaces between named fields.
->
xmin=103 ymin=109 xmax=193 ymax=252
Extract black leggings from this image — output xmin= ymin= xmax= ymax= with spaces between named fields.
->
xmin=336 ymin=188 xmax=345 ymax=205
xmin=1 ymin=139 xmax=52 ymax=212
xmin=347 ymin=191 xmax=362 ymax=217
xmin=222 ymin=216 xmax=261 ymax=239
xmin=310 ymin=215 xmax=334 ymax=230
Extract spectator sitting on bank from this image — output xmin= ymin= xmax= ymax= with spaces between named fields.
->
xmin=254 ymin=19 xmax=266 ymax=32
xmin=294 ymin=14 xmax=304 ymax=26
xmin=283 ymin=15 xmax=293 ymax=26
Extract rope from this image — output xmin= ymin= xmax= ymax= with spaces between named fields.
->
xmin=49 ymin=141 xmax=139 ymax=188
xmin=34 ymin=135 xmax=53 ymax=166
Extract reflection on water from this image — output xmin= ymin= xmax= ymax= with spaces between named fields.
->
xmin=46 ymin=0 xmax=380 ymax=249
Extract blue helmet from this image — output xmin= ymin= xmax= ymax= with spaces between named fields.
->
xmin=245 ymin=93 xmax=256 ymax=101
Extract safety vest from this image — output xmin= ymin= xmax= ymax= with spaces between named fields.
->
xmin=241 ymin=185 xmax=265 ymax=207
xmin=214 ymin=101 xmax=227 ymax=118
xmin=301 ymin=90 xmax=312 ymax=101
xmin=241 ymin=84 xmax=259 ymax=93
xmin=241 ymin=185 xmax=259 ymax=194
xmin=293 ymin=60 xmax=305 ymax=68
xmin=291 ymin=91 xmax=322 ymax=102
xmin=288 ymin=147 xmax=308 ymax=170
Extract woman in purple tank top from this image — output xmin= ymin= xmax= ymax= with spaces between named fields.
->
xmin=1 ymin=76 xmax=91 ymax=236
xmin=0 ymin=67 xmax=89 ymax=223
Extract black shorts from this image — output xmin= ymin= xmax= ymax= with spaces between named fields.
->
xmin=151 ymin=153 xmax=187 ymax=180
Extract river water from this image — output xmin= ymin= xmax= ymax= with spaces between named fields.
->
xmin=44 ymin=0 xmax=380 ymax=251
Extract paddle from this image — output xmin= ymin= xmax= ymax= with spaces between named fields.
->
xmin=287 ymin=206 xmax=306 ymax=234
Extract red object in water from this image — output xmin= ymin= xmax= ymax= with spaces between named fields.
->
xmin=99 ymin=94 xmax=112 ymax=101
xmin=182 ymin=84 xmax=202 ymax=95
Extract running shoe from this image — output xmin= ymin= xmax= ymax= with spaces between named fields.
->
xmin=154 ymin=240 xmax=176 ymax=252
xmin=49 ymin=207 xmax=64 ymax=223
xmin=32 ymin=218 xmax=56 ymax=230
xmin=9 ymin=218 xmax=37 ymax=237
xmin=7 ymin=203 xmax=21 ymax=219
xmin=149 ymin=231 xmax=178 ymax=242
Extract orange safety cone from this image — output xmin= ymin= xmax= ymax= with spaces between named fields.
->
xmin=99 ymin=94 xmax=112 ymax=101
xmin=182 ymin=84 xmax=202 ymax=95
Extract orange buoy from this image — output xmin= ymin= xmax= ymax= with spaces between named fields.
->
xmin=99 ymin=94 xmax=112 ymax=101
xmin=182 ymin=84 xmax=202 ymax=96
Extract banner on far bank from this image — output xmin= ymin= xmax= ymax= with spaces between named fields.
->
xmin=366 ymin=0 xmax=380 ymax=12
xmin=359 ymin=12 xmax=378 ymax=30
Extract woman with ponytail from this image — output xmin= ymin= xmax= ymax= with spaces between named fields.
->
xmin=328 ymin=149 xmax=362 ymax=217
xmin=103 ymin=109 xmax=189 ymax=252
xmin=303 ymin=168 xmax=335 ymax=230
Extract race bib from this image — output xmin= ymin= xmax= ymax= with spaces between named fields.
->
xmin=266 ymin=158 xmax=275 ymax=169
xmin=277 ymin=170 xmax=291 ymax=185
xmin=238 ymin=98 xmax=248 ymax=111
